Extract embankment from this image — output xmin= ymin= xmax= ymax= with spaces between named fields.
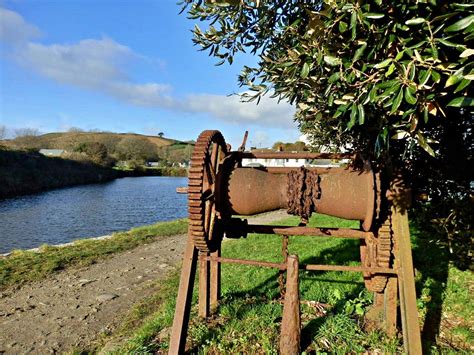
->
xmin=0 ymin=149 xmax=119 ymax=199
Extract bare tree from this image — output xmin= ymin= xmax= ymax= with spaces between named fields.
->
xmin=0 ymin=125 xmax=6 ymax=140
xmin=68 ymin=127 xmax=84 ymax=133
xmin=14 ymin=127 xmax=39 ymax=138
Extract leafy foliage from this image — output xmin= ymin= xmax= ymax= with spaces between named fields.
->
xmin=115 ymin=136 xmax=159 ymax=163
xmin=182 ymin=0 xmax=473 ymax=264
xmin=183 ymin=0 xmax=473 ymax=157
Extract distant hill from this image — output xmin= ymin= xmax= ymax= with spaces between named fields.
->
xmin=1 ymin=131 xmax=178 ymax=151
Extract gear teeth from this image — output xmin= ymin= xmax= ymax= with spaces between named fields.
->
xmin=187 ymin=130 xmax=227 ymax=252
xmin=361 ymin=210 xmax=393 ymax=293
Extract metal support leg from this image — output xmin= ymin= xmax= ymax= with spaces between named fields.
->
xmin=199 ymin=251 xmax=210 ymax=318
xmin=169 ymin=234 xmax=199 ymax=354
xmin=280 ymin=255 xmax=301 ymax=355
xmin=384 ymin=276 xmax=398 ymax=336
xmin=392 ymin=208 xmax=422 ymax=354
xmin=279 ymin=235 xmax=289 ymax=298
xmin=210 ymin=247 xmax=221 ymax=313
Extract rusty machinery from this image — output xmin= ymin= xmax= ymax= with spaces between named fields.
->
xmin=169 ymin=130 xmax=422 ymax=354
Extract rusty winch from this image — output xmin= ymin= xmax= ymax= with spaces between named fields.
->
xmin=169 ymin=130 xmax=422 ymax=354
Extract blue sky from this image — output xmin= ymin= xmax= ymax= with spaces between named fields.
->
xmin=0 ymin=0 xmax=300 ymax=148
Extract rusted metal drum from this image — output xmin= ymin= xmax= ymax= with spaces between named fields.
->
xmin=221 ymin=167 xmax=376 ymax=231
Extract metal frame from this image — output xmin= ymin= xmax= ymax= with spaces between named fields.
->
xmin=169 ymin=213 xmax=422 ymax=354
xmin=169 ymin=137 xmax=422 ymax=354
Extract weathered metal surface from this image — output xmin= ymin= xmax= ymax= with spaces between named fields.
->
xmin=198 ymin=251 xmax=210 ymax=318
xmin=200 ymin=256 xmax=398 ymax=275
xmin=360 ymin=215 xmax=392 ymax=292
xmin=240 ymin=151 xmax=353 ymax=159
xmin=392 ymin=201 xmax=422 ymax=353
xmin=259 ymin=167 xmax=349 ymax=175
xmin=202 ymin=256 xmax=285 ymax=270
xmin=225 ymin=166 xmax=377 ymax=230
xmin=246 ymin=224 xmax=369 ymax=239
xmin=187 ymin=130 xmax=227 ymax=252
xmin=169 ymin=234 xmax=198 ymax=355
xmin=316 ymin=168 xmax=376 ymax=231
xmin=303 ymin=264 xmax=398 ymax=274
xmin=280 ymin=255 xmax=301 ymax=355
xmin=169 ymin=130 xmax=422 ymax=355
xmin=279 ymin=235 xmax=289 ymax=298
xmin=287 ymin=167 xmax=320 ymax=219
xmin=210 ymin=248 xmax=221 ymax=313
xmin=226 ymin=167 xmax=287 ymax=215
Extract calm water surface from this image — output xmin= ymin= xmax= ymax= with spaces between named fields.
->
xmin=0 ymin=177 xmax=187 ymax=253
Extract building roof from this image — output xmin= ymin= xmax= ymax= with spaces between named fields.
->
xmin=39 ymin=149 xmax=65 ymax=157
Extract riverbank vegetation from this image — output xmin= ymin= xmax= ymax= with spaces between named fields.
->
xmin=1 ymin=130 xmax=194 ymax=170
xmin=108 ymin=214 xmax=473 ymax=354
xmin=0 ymin=148 xmax=120 ymax=199
xmin=0 ymin=219 xmax=187 ymax=290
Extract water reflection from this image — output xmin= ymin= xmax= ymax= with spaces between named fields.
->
xmin=0 ymin=177 xmax=187 ymax=253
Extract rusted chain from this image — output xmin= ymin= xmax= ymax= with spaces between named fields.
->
xmin=286 ymin=167 xmax=320 ymax=219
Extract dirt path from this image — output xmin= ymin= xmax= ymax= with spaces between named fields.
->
xmin=0 ymin=210 xmax=287 ymax=354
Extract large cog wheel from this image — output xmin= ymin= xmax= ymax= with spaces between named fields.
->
xmin=188 ymin=130 xmax=227 ymax=252
xmin=360 ymin=212 xmax=393 ymax=293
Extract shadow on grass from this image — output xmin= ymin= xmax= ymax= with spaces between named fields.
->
xmin=410 ymin=221 xmax=450 ymax=351
xmin=187 ymin=239 xmax=365 ymax=353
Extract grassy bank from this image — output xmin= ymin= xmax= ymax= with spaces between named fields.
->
xmin=0 ymin=219 xmax=188 ymax=290
xmin=0 ymin=149 xmax=119 ymax=199
xmin=111 ymin=214 xmax=473 ymax=354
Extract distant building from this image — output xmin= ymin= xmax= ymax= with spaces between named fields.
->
xmin=242 ymin=149 xmax=345 ymax=168
xmin=39 ymin=149 xmax=65 ymax=157
xmin=146 ymin=161 xmax=160 ymax=167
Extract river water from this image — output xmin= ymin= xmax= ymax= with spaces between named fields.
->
xmin=0 ymin=177 xmax=188 ymax=253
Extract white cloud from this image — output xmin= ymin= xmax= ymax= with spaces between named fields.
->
xmin=17 ymin=38 xmax=132 ymax=89
xmin=0 ymin=7 xmax=41 ymax=45
xmin=2 ymin=7 xmax=296 ymax=130
xmin=184 ymin=93 xmax=295 ymax=128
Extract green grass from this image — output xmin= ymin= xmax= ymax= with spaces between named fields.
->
xmin=0 ymin=219 xmax=188 ymax=290
xmin=110 ymin=213 xmax=473 ymax=354
xmin=112 ymin=214 xmax=399 ymax=354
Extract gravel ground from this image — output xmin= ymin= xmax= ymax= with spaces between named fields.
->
xmin=0 ymin=210 xmax=288 ymax=354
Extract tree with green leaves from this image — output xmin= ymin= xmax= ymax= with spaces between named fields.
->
xmin=181 ymin=0 xmax=473 ymax=266
xmin=115 ymin=137 xmax=159 ymax=163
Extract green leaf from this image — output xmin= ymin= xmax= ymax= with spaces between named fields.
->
xmin=353 ymin=42 xmax=367 ymax=62
xmin=338 ymin=21 xmax=348 ymax=33
xmin=417 ymin=132 xmax=435 ymax=157
xmin=391 ymin=130 xmax=410 ymax=140
xmin=436 ymin=38 xmax=465 ymax=48
xmin=445 ymin=75 xmax=462 ymax=87
xmin=445 ymin=14 xmax=474 ymax=32
xmin=364 ymin=13 xmax=385 ymax=19
xmin=328 ymin=72 xmax=340 ymax=83
xmin=323 ymin=55 xmax=342 ymax=66
xmin=347 ymin=104 xmax=357 ymax=130
xmin=385 ymin=63 xmax=396 ymax=77
xmin=431 ymin=70 xmax=441 ymax=83
xmin=405 ymin=87 xmax=417 ymax=104
xmin=391 ymin=88 xmax=404 ymax=113
xmin=357 ymin=104 xmax=365 ymax=125
xmin=301 ymin=62 xmax=310 ymax=78
xmin=350 ymin=11 xmax=357 ymax=40
xmin=460 ymin=48 xmax=474 ymax=58
xmin=374 ymin=58 xmax=392 ymax=69
xmin=454 ymin=79 xmax=471 ymax=93
xmin=447 ymin=96 xmax=474 ymax=107
xmin=405 ymin=18 xmax=426 ymax=25
xmin=418 ymin=69 xmax=430 ymax=86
